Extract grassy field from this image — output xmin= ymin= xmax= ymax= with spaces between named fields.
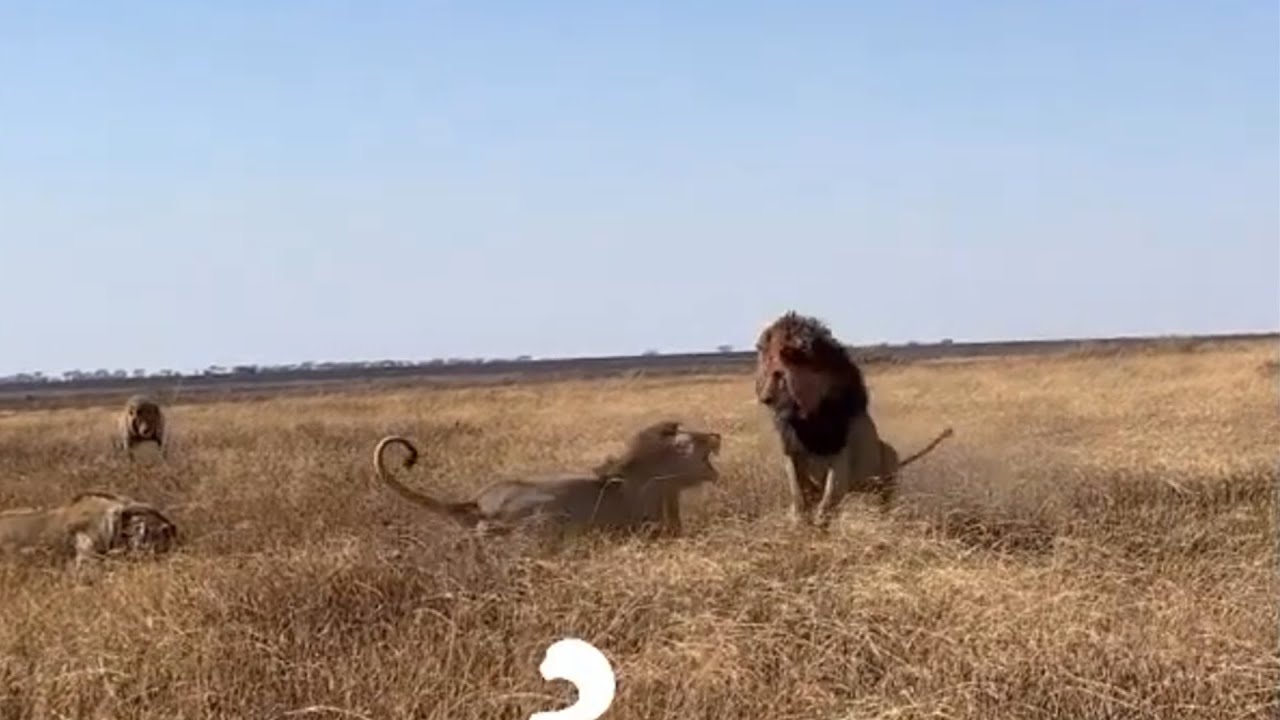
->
xmin=0 ymin=342 xmax=1276 ymax=719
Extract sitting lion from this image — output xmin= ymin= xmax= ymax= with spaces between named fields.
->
xmin=755 ymin=311 xmax=954 ymax=527
xmin=0 ymin=491 xmax=179 ymax=572
xmin=116 ymin=394 xmax=167 ymax=460
xmin=372 ymin=420 xmax=723 ymax=538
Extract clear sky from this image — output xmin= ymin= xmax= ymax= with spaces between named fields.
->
xmin=1 ymin=2 xmax=1276 ymax=376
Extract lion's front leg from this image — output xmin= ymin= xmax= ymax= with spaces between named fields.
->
xmin=71 ymin=532 xmax=107 ymax=582
xmin=813 ymin=462 xmax=851 ymax=530
xmin=660 ymin=493 xmax=682 ymax=538
xmin=636 ymin=519 xmax=664 ymax=541
xmin=875 ymin=472 xmax=897 ymax=512
xmin=784 ymin=455 xmax=815 ymax=526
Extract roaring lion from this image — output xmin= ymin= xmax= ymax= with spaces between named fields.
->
xmin=755 ymin=311 xmax=953 ymax=527
xmin=373 ymin=420 xmax=723 ymax=538
xmin=117 ymin=394 xmax=166 ymax=459
xmin=0 ymin=491 xmax=179 ymax=572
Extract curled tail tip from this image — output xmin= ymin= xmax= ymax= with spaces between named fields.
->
xmin=375 ymin=435 xmax=421 ymax=473
xmin=375 ymin=434 xmax=413 ymax=448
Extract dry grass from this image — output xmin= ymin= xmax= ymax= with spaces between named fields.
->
xmin=0 ymin=343 xmax=1276 ymax=719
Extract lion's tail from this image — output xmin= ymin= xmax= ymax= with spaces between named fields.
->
xmin=897 ymin=427 xmax=955 ymax=470
xmin=372 ymin=435 xmax=481 ymax=528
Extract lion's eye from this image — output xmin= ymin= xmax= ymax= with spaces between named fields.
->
xmin=778 ymin=346 xmax=803 ymax=363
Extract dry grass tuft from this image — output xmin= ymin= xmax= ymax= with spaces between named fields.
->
xmin=0 ymin=343 xmax=1276 ymax=719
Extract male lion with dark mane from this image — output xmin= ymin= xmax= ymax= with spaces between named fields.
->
xmin=755 ymin=311 xmax=953 ymax=527
xmin=116 ymin=394 xmax=166 ymax=460
xmin=373 ymin=420 xmax=723 ymax=539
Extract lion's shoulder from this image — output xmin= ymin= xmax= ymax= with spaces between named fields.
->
xmin=844 ymin=412 xmax=883 ymax=453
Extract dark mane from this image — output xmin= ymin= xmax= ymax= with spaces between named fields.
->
xmin=758 ymin=311 xmax=870 ymax=457
xmin=758 ymin=312 xmax=857 ymax=373
xmin=124 ymin=396 xmax=161 ymax=418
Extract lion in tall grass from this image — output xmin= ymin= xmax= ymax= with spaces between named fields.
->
xmin=0 ymin=491 xmax=179 ymax=573
xmin=117 ymin=394 xmax=166 ymax=460
xmin=755 ymin=311 xmax=953 ymax=527
xmin=373 ymin=420 xmax=722 ymax=538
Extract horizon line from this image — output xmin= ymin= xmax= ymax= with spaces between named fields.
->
xmin=5 ymin=328 xmax=1276 ymax=382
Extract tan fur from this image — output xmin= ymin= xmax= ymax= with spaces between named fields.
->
xmin=780 ymin=418 xmax=955 ymax=528
xmin=755 ymin=311 xmax=954 ymax=527
xmin=0 ymin=491 xmax=179 ymax=572
xmin=117 ymin=394 xmax=167 ymax=460
xmin=372 ymin=420 xmax=723 ymax=539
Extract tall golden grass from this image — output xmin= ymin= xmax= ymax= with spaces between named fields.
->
xmin=0 ymin=342 xmax=1276 ymax=719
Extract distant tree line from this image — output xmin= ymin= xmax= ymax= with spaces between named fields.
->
xmin=0 ymin=341 xmax=990 ymax=387
xmin=0 ymin=347 xmax=748 ymax=386
xmin=0 ymin=357 xmax=513 ymax=386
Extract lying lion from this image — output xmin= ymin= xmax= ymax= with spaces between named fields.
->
xmin=0 ymin=491 xmax=179 ymax=572
xmin=373 ymin=420 xmax=723 ymax=538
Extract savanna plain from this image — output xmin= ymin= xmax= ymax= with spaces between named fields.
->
xmin=0 ymin=342 xmax=1276 ymax=720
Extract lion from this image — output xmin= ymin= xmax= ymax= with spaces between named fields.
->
xmin=117 ymin=394 xmax=166 ymax=460
xmin=372 ymin=420 xmax=723 ymax=539
xmin=755 ymin=311 xmax=953 ymax=527
xmin=0 ymin=491 xmax=179 ymax=572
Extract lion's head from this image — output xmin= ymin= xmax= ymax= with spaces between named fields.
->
xmin=125 ymin=395 xmax=164 ymax=438
xmin=593 ymin=420 xmax=722 ymax=487
xmin=754 ymin=311 xmax=868 ymax=420
xmin=117 ymin=504 xmax=179 ymax=556
xmin=66 ymin=492 xmax=179 ymax=557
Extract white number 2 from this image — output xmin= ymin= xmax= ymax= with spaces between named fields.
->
xmin=529 ymin=637 xmax=618 ymax=720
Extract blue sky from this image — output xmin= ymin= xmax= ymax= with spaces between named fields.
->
xmin=1 ymin=2 xmax=1276 ymax=376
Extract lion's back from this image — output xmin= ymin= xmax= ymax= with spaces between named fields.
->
xmin=0 ymin=511 xmax=60 ymax=551
xmin=475 ymin=474 xmax=633 ymax=525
